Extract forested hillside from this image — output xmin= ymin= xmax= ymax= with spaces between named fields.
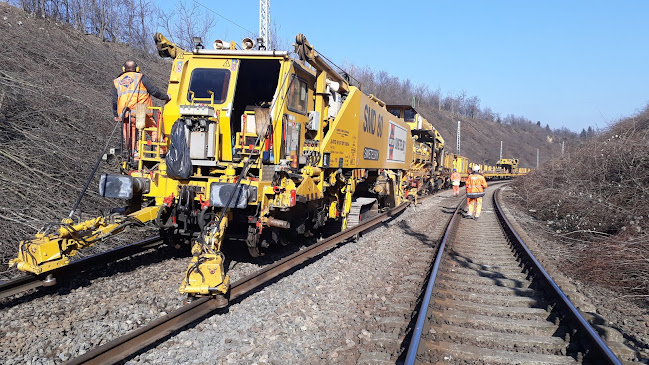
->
xmin=346 ymin=65 xmax=573 ymax=167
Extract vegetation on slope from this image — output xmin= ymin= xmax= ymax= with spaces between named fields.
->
xmin=512 ymin=105 xmax=649 ymax=298
xmin=347 ymin=65 xmax=571 ymax=167
xmin=0 ymin=3 xmax=169 ymax=276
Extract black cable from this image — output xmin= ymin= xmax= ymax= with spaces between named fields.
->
xmin=68 ymin=120 xmax=121 ymax=220
xmin=71 ymin=76 xmax=144 ymax=219
xmin=205 ymin=69 xmax=294 ymax=252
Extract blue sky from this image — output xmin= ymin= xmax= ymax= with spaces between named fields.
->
xmin=158 ymin=0 xmax=648 ymax=132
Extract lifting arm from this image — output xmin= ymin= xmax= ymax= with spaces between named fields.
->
xmin=294 ymin=34 xmax=350 ymax=94
xmin=9 ymin=206 xmax=161 ymax=275
xmin=153 ymin=33 xmax=185 ymax=59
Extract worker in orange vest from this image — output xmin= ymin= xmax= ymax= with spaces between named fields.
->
xmin=112 ymin=60 xmax=170 ymax=157
xmin=450 ymin=169 xmax=461 ymax=197
xmin=465 ymin=165 xmax=488 ymax=220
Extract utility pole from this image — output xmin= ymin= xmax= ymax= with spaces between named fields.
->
xmin=537 ymin=148 xmax=539 ymax=168
xmin=499 ymin=141 xmax=503 ymax=160
xmin=456 ymin=121 xmax=461 ymax=154
xmin=259 ymin=0 xmax=271 ymax=49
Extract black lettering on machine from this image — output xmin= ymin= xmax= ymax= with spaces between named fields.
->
xmin=363 ymin=104 xmax=383 ymax=138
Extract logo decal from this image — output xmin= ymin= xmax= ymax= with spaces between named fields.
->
xmin=119 ymin=76 xmax=134 ymax=87
xmin=363 ymin=104 xmax=383 ymax=137
xmin=387 ymin=121 xmax=407 ymax=163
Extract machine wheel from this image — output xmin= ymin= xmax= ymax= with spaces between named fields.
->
xmin=246 ymin=224 xmax=262 ymax=257
xmin=247 ymin=246 xmax=261 ymax=258
xmin=279 ymin=233 xmax=290 ymax=246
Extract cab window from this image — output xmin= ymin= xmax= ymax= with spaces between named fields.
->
xmin=389 ymin=108 xmax=402 ymax=118
xmin=187 ymin=68 xmax=230 ymax=104
xmin=287 ymin=77 xmax=307 ymax=114
xmin=404 ymin=109 xmax=416 ymax=122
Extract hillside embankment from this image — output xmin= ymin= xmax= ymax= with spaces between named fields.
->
xmin=512 ymin=106 xmax=649 ymax=300
xmin=0 ymin=2 xmax=169 ymax=274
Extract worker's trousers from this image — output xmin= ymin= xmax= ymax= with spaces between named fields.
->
xmin=123 ymin=115 xmax=157 ymax=155
xmin=452 ymin=185 xmax=460 ymax=196
xmin=467 ymin=197 xmax=483 ymax=217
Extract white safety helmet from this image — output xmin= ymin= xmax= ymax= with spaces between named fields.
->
xmin=472 ymin=165 xmax=480 ymax=172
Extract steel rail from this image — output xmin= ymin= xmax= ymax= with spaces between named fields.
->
xmin=404 ymin=199 xmax=462 ymax=364
xmin=494 ymin=189 xmax=621 ymax=364
xmin=404 ymin=187 xmax=622 ymax=364
xmin=67 ymin=202 xmax=409 ymax=365
xmin=1 ymin=236 xmax=163 ymax=300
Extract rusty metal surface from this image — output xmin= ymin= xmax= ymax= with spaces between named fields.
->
xmin=66 ymin=202 xmax=409 ymax=365
xmin=405 ymin=187 xmax=622 ymax=364
xmin=66 ymin=296 xmax=217 ymax=365
xmin=0 ymin=274 xmax=43 ymax=300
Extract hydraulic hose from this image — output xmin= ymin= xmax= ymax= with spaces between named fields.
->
xmin=208 ymin=69 xmax=294 ymax=245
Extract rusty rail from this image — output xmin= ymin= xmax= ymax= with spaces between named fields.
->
xmin=404 ymin=187 xmax=621 ymax=364
xmin=67 ymin=202 xmax=409 ymax=365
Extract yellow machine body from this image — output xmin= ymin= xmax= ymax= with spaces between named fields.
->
xmin=9 ymin=33 xmax=530 ymax=304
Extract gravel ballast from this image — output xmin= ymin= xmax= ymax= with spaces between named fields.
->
xmin=2 ymin=186 xmax=647 ymax=363
xmin=0 ymin=192 xmax=457 ymax=364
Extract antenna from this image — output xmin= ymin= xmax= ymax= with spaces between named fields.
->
xmin=259 ymin=0 xmax=271 ymax=49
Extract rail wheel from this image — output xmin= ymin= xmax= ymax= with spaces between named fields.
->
xmin=246 ymin=224 xmax=262 ymax=257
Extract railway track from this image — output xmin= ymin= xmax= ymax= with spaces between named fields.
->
xmin=404 ymin=187 xmax=623 ymax=364
xmin=0 ymin=236 xmax=164 ymax=301
xmin=67 ymin=201 xmax=409 ymax=364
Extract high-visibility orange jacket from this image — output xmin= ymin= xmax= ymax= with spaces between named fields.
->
xmin=113 ymin=72 xmax=152 ymax=117
xmin=450 ymin=172 xmax=461 ymax=182
xmin=465 ymin=172 xmax=487 ymax=195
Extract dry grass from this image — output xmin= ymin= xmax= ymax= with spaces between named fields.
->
xmin=512 ymin=106 xmax=649 ymax=298
xmin=0 ymin=3 xmax=168 ymax=278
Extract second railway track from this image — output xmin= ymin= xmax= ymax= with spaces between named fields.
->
xmin=406 ymin=187 xmax=627 ymax=364
xmin=0 ymin=236 xmax=165 ymax=302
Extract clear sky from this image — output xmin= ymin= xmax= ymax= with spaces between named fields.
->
xmin=158 ymin=0 xmax=648 ymax=132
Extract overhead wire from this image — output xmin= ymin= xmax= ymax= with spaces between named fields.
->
xmin=189 ymin=0 xmax=256 ymax=35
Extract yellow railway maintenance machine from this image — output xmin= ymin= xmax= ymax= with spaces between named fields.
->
xmin=11 ymin=34 xmax=415 ymax=305
xmin=387 ymin=105 xmax=445 ymax=202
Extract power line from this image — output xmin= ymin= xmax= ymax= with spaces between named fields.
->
xmin=190 ymin=0 xmax=256 ymax=35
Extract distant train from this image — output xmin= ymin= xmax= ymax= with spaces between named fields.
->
xmin=10 ymin=33 xmax=529 ymax=305
xmin=441 ymin=155 xmax=532 ymax=182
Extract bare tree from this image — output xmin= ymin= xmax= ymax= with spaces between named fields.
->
xmin=465 ymin=95 xmax=480 ymax=119
xmin=158 ymin=0 xmax=216 ymax=50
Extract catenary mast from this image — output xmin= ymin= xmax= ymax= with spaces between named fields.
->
xmin=259 ymin=0 xmax=271 ymax=49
